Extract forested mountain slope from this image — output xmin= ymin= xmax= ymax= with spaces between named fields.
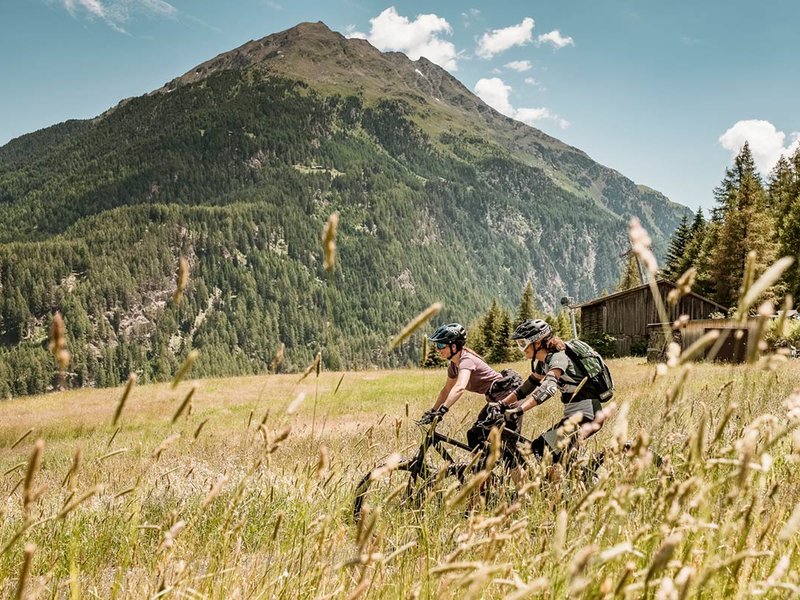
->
xmin=0 ymin=22 xmax=690 ymax=396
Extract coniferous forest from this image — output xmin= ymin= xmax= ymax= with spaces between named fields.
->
xmin=661 ymin=143 xmax=800 ymax=310
xmin=0 ymin=23 xmax=691 ymax=397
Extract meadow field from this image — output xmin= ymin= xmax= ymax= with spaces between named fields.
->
xmin=2 ymin=356 xmax=800 ymax=598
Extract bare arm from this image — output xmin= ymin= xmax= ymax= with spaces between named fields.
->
xmin=432 ymin=376 xmax=457 ymax=410
xmin=438 ymin=368 xmax=471 ymax=410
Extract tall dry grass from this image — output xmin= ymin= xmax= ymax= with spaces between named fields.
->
xmin=1 ymin=356 xmax=799 ymax=598
xmin=2 ymin=220 xmax=799 ymax=598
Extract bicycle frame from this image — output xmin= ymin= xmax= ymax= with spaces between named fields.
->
xmin=405 ymin=419 xmax=474 ymax=478
xmin=408 ymin=417 xmax=533 ymax=477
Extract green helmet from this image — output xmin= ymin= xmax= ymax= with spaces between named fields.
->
xmin=429 ymin=323 xmax=467 ymax=348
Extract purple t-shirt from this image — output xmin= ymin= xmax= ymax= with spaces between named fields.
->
xmin=447 ymin=350 xmax=502 ymax=395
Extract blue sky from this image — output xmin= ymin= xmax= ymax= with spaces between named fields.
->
xmin=1 ymin=0 xmax=797 ymax=212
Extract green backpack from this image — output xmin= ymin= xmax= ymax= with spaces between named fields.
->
xmin=564 ymin=339 xmax=615 ymax=402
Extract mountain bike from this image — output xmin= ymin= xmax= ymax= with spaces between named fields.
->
xmin=352 ymin=413 xmax=534 ymax=523
xmin=352 ymin=410 xmax=634 ymax=523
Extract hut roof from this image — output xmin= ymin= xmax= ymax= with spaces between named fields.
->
xmin=575 ymin=280 xmax=726 ymax=311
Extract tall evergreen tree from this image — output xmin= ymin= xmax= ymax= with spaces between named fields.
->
xmin=488 ymin=308 xmax=513 ymax=364
xmin=663 ymin=214 xmax=691 ymax=280
xmin=774 ymin=149 xmax=800 ymax=296
xmin=671 ymin=207 xmax=708 ymax=283
xmin=515 ymin=279 xmax=537 ymax=327
xmin=556 ymin=309 xmax=573 ymax=339
xmin=480 ymin=300 xmax=500 ymax=357
xmin=708 ymin=142 xmax=777 ymax=307
xmin=421 ymin=336 xmax=446 ymax=368
xmin=616 ymin=252 xmax=643 ymax=291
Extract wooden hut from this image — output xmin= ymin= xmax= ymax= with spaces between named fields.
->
xmin=645 ymin=319 xmax=759 ymax=363
xmin=576 ymin=281 xmax=725 ymax=356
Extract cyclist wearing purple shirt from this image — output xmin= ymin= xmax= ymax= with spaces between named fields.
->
xmin=420 ymin=323 xmax=523 ymax=465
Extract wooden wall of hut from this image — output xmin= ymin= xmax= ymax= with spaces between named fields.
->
xmin=579 ymin=281 xmax=724 ymax=357
xmin=645 ymin=319 xmax=759 ymax=363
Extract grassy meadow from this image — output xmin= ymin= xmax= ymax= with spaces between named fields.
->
xmin=2 ymin=356 xmax=800 ymax=598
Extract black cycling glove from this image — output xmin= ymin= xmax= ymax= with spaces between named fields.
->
xmin=419 ymin=405 xmax=448 ymax=424
xmin=503 ymin=406 xmax=524 ymax=422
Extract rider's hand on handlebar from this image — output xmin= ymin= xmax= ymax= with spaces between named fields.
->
xmin=483 ymin=402 xmax=505 ymax=424
xmin=418 ymin=405 xmax=448 ymax=425
xmin=503 ymin=405 xmax=523 ymax=421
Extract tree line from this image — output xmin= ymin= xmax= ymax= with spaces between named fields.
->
xmin=660 ymin=143 xmax=800 ymax=309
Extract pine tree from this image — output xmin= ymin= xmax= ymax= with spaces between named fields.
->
xmin=708 ymin=143 xmax=777 ymax=308
xmin=480 ymin=300 xmax=500 ymax=358
xmin=556 ymin=309 xmax=573 ymax=339
xmin=769 ymin=155 xmax=795 ymax=239
xmin=488 ymin=308 xmax=513 ymax=364
xmin=673 ymin=207 xmax=707 ymax=282
xmin=616 ymin=252 xmax=642 ymax=291
xmin=421 ymin=336 xmax=446 ymax=368
xmin=662 ymin=214 xmax=691 ymax=280
xmin=515 ymin=279 xmax=537 ymax=327
xmin=774 ymin=148 xmax=800 ymax=296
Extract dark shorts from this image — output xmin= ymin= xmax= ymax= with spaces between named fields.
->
xmin=529 ymin=399 xmax=603 ymax=464
xmin=466 ymin=402 xmax=525 ymax=469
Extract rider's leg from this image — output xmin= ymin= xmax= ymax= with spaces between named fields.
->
xmin=466 ymin=404 xmax=491 ymax=451
xmin=530 ymin=413 xmax=596 ymax=468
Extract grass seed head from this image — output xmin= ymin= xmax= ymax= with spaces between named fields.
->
xmin=629 ymin=217 xmax=658 ymax=275
xmin=389 ymin=302 xmax=443 ymax=350
xmin=321 ymin=211 xmax=339 ymax=273
xmin=112 ymin=374 xmax=137 ymax=426
xmin=316 ymin=446 xmax=330 ymax=480
xmin=171 ymin=350 xmax=199 ymax=389
xmin=173 ymin=256 xmax=189 ymax=304
xmin=48 ymin=311 xmax=71 ymax=377
xmin=22 ymin=440 xmax=44 ymax=518
xmin=171 ymin=384 xmax=197 ymax=424
xmin=10 ymin=428 xmax=34 ymax=450
xmin=298 ymin=353 xmax=322 ymax=382
xmin=15 ymin=543 xmax=35 ymax=600
xmin=202 ymin=476 xmax=227 ymax=509
xmin=161 ymin=520 xmax=186 ymax=550
xmin=153 ymin=433 xmax=181 ymax=460
xmin=286 ymin=391 xmax=306 ymax=415
xmin=270 ymin=342 xmax=285 ymax=372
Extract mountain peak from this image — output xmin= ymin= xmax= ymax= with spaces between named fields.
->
xmin=160 ymin=21 xmax=375 ymax=91
xmin=153 ymin=21 xmax=686 ymax=230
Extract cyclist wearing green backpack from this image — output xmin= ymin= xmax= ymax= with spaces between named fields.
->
xmin=499 ymin=319 xmax=614 ymax=464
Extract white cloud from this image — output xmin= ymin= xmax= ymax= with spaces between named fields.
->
xmin=537 ymin=30 xmax=574 ymax=49
xmin=346 ymin=7 xmax=459 ymax=71
xmin=63 ymin=0 xmax=106 ymax=19
xmin=58 ymin=0 xmax=177 ymax=32
xmin=474 ymin=78 xmax=514 ymax=116
xmin=504 ymin=60 xmax=532 ymax=72
xmin=474 ymin=77 xmax=568 ymax=129
xmin=524 ymin=77 xmax=539 ymax=86
xmin=476 ymin=17 xmax=535 ymax=59
xmin=461 ymin=8 xmax=480 ymax=26
xmin=719 ymin=120 xmax=800 ymax=174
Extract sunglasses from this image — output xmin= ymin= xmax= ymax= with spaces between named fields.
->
xmin=516 ymin=338 xmax=534 ymax=350
xmin=435 ymin=342 xmax=447 ymax=350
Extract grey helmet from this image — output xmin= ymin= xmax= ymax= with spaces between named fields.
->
xmin=429 ymin=323 xmax=467 ymax=349
xmin=511 ymin=319 xmax=552 ymax=346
